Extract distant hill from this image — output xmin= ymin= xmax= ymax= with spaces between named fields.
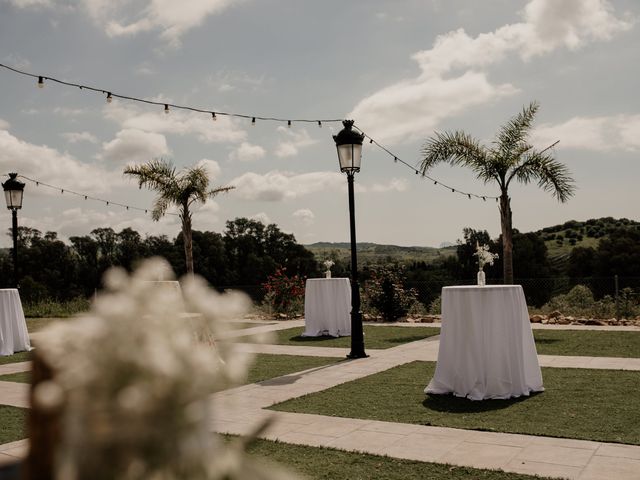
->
xmin=307 ymin=217 xmax=640 ymax=266
xmin=535 ymin=217 xmax=640 ymax=258
xmin=305 ymin=242 xmax=456 ymax=264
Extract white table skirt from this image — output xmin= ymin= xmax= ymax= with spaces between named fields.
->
xmin=303 ymin=278 xmax=351 ymax=337
xmin=425 ymin=285 xmax=543 ymax=400
xmin=0 ymin=289 xmax=31 ymax=356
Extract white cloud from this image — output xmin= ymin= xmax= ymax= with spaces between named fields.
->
xmin=207 ymin=70 xmax=266 ymax=93
xmin=0 ymin=119 xmax=10 ymax=130
xmin=274 ymin=126 xmax=318 ymax=158
xmin=104 ymin=103 xmax=247 ymax=144
xmin=366 ymin=178 xmax=409 ymax=193
xmin=0 ymin=129 xmax=115 ymax=193
xmin=533 ymin=114 xmax=640 ymax=151
xmin=101 ymin=0 xmax=243 ymax=47
xmin=6 ymin=0 xmax=52 ymax=7
xmin=101 ymin=128 xmax=170 ymax=165
xmin=53 ymin=107 xmax=90 ymax=117
xmin=195 ymin=158 xmax=221 ymax=179
xmin=351 ymin=0 xmax=632 ymax=144
xmin=250 ymin=212 xmax=271 ymax=225
xmin=62 ymin=131 xmax=98 ymax=144
xmin=228 ymin=142 xmax=265 ymax=162
xmin=293 ymin=208 xmax=314 ymax=225
xmin=229 ymin=170 xmax=343 ymax=202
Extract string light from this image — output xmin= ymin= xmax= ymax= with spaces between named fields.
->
xmin=17 ymin=174 xmax=178 ymax=216
xmin=0 ymin=63 xmax=343 ymax=127
xmin=352 ymin=123 xmax=499 ymax=201
xmin=211 ymin=112 xmax=217 ymax=121
xmin=106 ymin=92 xmax=113 ymax=103
xmin=251 ymin=117 xmax=256 ymax=126
xmin=287 ymin=120 xmax=292 ymax=128
xmin=164 ymin=104 xmax=169 ymax=114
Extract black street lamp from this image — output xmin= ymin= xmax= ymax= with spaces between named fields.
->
xmin=2 ymin=173 xmax=25 ymax=287
xmin=333 ymin=120 xmax=367 ymax=359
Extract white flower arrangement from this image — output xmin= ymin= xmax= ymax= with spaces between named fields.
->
xmin=474 ymin=243 xmax=499 ymax=270
xmin=323 ymin=260 xmax=334 ymax=278
xmin=35 ymin=258 xmax=296 ymax=480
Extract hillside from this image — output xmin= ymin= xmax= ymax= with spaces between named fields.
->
xmin=305 ymin=242 xmax=456 ymax=264
xmin=536 ymin=217 xmax=640 ymax=258
xmin=307 ymin=217 xmax=640 ymax=265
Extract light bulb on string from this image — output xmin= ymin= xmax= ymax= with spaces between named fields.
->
xmin=106 ymin=92 xmax=113 ymax=103
xmin=251 ymin=117 xmax=256 ymax=126
xmin=164 ymin=104 xmax=169 ymax=114
xmin=287 ymin=120 xmax=292 ymax=128
xmin=318 ymin=121 xmax=322 ymax=128
xmin=211 ymin=112 xmax=217 ymax=121
xmin=37 ymin=76 xmax=44 ymax=88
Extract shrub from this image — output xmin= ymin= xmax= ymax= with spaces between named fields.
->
xmin=428 ymin=295 xmax=441 ymax=315
xmin=362 ymin=266 xmax=418 ymax=321
xmin=542 ymin=284 xmax=640 ymax=319
xmin=542 ymin=284 xmax=595 ymax=316
xmin=261 ymin=267 xmax=305 ymax=317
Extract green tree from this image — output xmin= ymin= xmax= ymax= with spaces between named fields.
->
xmin=418 ymin=102 xmax=575 ymax=284
xmin=124 ymin=159 xmax=234 ymax=274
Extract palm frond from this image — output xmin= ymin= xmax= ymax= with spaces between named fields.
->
xmin=508 ymin=151 xmax=575 ymax=202
xmin=420 ymin=131 xmax=495 ymax=183
xmin=494 ymin=101 xmax=539 ymax=163
xmin=124 ymin=158 xmax=176 ymax=191
xmin=151 ymin=196 xmax=170 ymax=221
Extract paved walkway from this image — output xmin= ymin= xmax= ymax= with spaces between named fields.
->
xmin=1 ymin=320 xmax=639 ymax=479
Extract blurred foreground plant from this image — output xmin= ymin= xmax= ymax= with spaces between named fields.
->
xmin=33 ymin=258 xmax=297 ymax=480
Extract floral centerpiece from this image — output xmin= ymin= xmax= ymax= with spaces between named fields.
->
xmin=474 ymin=242 xmax=498 ymax=286
xmin=323 ymin=260 xmax=334 ymax=278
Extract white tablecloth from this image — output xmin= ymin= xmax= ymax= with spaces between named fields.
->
xmin=0 ymin=289 xmax=31 ymax=356
xmin=425 ymin=285 xmax=543 ymax=400
xmin=303 ymin=278 xmax=351 ymax=337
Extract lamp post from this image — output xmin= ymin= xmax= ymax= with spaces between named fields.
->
xmin=333 ymin=120 xmax=367 ymax=359
xmin=2 ymin=173 xmax=25 ymax=287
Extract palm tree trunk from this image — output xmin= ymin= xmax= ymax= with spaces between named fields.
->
xmin=499 ymin=191 xmax=514 ymax=284
xmin=182 ymin=206 xmax=194 ymax=275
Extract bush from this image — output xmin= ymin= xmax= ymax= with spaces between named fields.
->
xmin=362 ymin=266 xmax=418 ymax=321
xmin=542 ymin=284 xmax=640 ymax=319
xmin=261 ymin=267 xmax=305 ymax=317
xmin=428 ymin=296 xmax=441 ymax=315
xmin=23 ymin=297 xmax=91 ymax=318
xmin=542 ymin=284 xmax=595 ymax=316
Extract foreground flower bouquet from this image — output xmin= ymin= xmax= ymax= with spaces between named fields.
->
xmin=26 ymin=258 xmax=297 ymax=480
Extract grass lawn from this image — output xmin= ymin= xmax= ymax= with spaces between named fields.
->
xmin=245 ymin=438 xmax=550 ymax=480
xmin=237 ymin=325 xmax=441 ymax=349
xmin=0 ymin=351 xmax=31 ymax=366
xmin=0 ymin=406 xmax=27 ymax=444
xmin=271 ymin=361 xmax=640 ymax=445
xmin=0 ymin=371 xmax=30 ymax=383
xmin=246 ymin=354 xmax=342 ymax=384
xmin=533 ymin=329 xmax=640 ymax=358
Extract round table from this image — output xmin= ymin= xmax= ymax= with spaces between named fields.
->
xmin=0 ymin=288 xmax=31 ymax=356
xmin=425 ymin=285 xmax=543 ymax=400
xmin=303 ymin=278 xmax=351 ymax=337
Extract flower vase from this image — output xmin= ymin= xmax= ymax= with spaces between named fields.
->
xmin=477 ymin=270 xmax=486 ymax=286
xmin=325 ymin=271 xmax=331 ymax=279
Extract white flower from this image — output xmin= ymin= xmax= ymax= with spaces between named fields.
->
xmin=323 ymin=260 xmax=334 ymax=270
xmin=35 ymin=258 xmax=295 ymax=480
xmin=474 ymin=243 xmax=499 ymax=270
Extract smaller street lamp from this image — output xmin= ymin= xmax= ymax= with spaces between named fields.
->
xmin=334 ymin=120 xmax=367 ymax=359
xmin=2 ymin=173 xmax=25 ymax=287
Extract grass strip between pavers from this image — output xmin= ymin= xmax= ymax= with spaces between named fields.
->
xmin=0 ymin=351 xmax=31 ymax=366
xmin=0 ymin=405 xmax=27 ymax=444
xmin=533 ymin=329 xmax=640 ymax=358
xmin=236 ymin=325 xmax=441 ymax=349
xmin=0 ymin=372 xmax=30 ymax=383
xmin=244 ymin=437 xmax=552 ymax=480
xmin=270 ymin=361 xmax=640 ymax=445
xmin=246 ymin=354 xmax=342 ymax=385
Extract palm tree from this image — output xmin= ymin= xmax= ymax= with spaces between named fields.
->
xmin=419 ymin=101 xmax=575 ymax=284
xmin=124 ymin=159 xmax=234 ymax=275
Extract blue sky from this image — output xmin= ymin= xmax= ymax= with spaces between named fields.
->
xmin=0 ymin=0 xmax=638 ymax=248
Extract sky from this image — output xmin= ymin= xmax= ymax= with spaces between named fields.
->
xmin=0 ymin=0 xmax=638 ymax=248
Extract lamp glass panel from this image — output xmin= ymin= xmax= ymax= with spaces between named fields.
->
xmin=338 ymin=144 xmax=362 ymax=172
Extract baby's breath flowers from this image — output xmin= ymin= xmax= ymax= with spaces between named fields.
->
xmin=35 ymin=258 xmax=296 ymax=480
